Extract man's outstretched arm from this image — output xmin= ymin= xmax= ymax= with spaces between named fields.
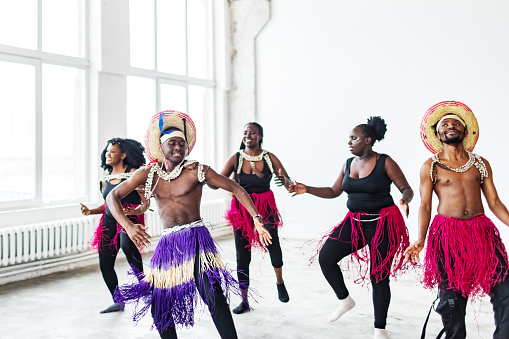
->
xmin=106 ymin=167 xmax=152 ymax=249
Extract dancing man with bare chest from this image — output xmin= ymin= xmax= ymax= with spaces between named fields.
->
xmin=106 ymin=111 xmax=271 ymax=339
xmin=405 ymin=101 xmax=509 ymax=338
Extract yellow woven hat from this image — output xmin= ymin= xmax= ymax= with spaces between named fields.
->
xmin=145 ymin=110 xmax=196 ymax=163
xmin=420 ymin=101 xmax=479 ymax=153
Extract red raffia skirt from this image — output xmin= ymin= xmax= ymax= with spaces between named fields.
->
xmin=88 ymin=203 xmax=145 ymax=252
xmin=423 ymin=214 xmax=508 ymax=299
xmin=317 ymin=204 xmax=410 ymax=284
xmin=225 ymin=190 xmax=282 ymax=250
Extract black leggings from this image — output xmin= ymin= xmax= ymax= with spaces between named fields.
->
xmin=318 ymin=216 xmax=392 ymax=329
xmin=154 ymin=246 xmax=238 ymax=339
xmin=98 ymin=220 xmax=143 ymax=296
xmin=234 ymin=225 xmax=283 ymax=287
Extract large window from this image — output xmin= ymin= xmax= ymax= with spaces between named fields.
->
xmin=127 ymin=0 xmax=215 ymax=166
xmin=0 ymin=0 xmax=88 ymax=209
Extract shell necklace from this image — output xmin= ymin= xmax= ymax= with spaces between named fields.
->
xmin=430 ymin=151 xmax=488 ymax=184
xmin=154 ymin=160 xmax=197 ymax=181
xmin=432 ymin=151 xmax=476 ymax=173
xmin=237 ymin=150 xmax=274 ymax=174
xmin=101 ymin=172 xmax=132 ymax=182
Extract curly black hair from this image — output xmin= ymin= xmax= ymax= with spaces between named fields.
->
xmin=239 ymin=122 xmax=264 ymax=150
xmin=100 ymin=138 xmax=145 ymax=172
xmin=357 ymin=116 xmax=387 ymax=145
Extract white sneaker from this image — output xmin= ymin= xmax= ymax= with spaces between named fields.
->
xmin=328 ymin=295 xmax=356 ymax=322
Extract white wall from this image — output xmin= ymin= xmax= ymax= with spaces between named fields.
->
xmin=255 ymin=0 xmax=509 ymax=243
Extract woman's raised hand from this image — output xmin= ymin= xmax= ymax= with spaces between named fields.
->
xmin=80 ymin=203 xmax=91 ymax=216
xmin=288 ymin=182 xmax=307 ymax=196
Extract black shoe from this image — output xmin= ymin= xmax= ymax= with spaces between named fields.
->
xmin=277 ymin=283 xmax=289 ymax=303
xmin=232 ymin=302 xmax=250 ymax=314
xmin=100 ymin=302 xmax=125 ymax=314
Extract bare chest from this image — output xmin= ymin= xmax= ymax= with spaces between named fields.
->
xmin=152 ymin=171 xmax=201 ymax=200
xmin=433 ymin=165 xmax=481 ymax=188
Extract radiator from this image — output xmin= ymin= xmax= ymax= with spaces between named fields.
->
xmin=0 ymin=197 xmax=231 ymax=268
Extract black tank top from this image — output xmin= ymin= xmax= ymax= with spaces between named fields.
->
xmin=233 ymin=152 xmax=272 ymax=194
xmin=342 ymin=154 xmax=394 ymax=213
xmin=102 ymin=166 xmax=141 ymax=222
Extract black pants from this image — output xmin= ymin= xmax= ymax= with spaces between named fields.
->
xmin=234 ymin=225 xmax=283 ymax=288
xmin=154 ymin=246 xmax=238 ymax=339
xmin=318 ymin=216 xmax=392 ymax=329
xmin=436 ymin=251 xmax=509 ymax=339
xmin=98 ymin=220 xmax=143 ymax=296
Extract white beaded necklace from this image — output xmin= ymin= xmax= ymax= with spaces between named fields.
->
xmin=430 ymin=151 xmax=488 ymax=184
xmin=101 ymin=172 xmax=132 ymax=182
xmin=156 ymin=161 xmax=192 ymax=181
xmin=144 ymin=160 xmax=205 ymax=199
xmin=237 ymin=150 xmax=274 ymax=174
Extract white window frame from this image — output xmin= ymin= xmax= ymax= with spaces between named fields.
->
xmin=0 ymin=0 xmax=90 ymax=210
xmin=128 ymin=0 xmax=217 ymax=164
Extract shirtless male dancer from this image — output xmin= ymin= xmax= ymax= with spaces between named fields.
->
xmin=107 ymin=111 xmax=271 ymax=339
xmin=404 ymin=101 xmax=509 ymax=338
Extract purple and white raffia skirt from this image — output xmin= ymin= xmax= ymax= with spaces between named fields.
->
xmin=114 ymin=220 xmax=239 ymax=331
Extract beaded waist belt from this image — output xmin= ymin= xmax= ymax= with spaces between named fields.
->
xmin=161 ymin=220 xmax=205 ymax=236
xmin=351 ymin=213 xmax=382 ymax=222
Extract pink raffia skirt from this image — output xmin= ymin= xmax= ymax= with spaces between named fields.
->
xmin=88 ymin=203 xmax=145 ymax=252
xmin=316 ymin=204 xmax=410 ymax=284
xmin=423 ymin=214 xmax=508 ymax=299
xmin=225 ymin=190 xmax=282 ymax=250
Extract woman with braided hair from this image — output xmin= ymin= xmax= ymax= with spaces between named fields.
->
xmin=81 ymin=138 xmax=150 ymax=313
xmin=289 ymin=116 xmax=413 ymax=339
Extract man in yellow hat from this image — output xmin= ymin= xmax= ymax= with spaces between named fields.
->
xmin=106 ymin=111 xmax=271 ymax=339
xmin=405 ymin=101 xmax=509 ymax=338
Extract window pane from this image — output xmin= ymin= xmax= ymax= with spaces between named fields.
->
xmin=0 ymin=61 xmax=36 ymax=202
xmin=160 ymin=83 xmax=186 ymax=114
xmin=42 ymin=64 xmax=86 ymax=202
xmin=129 ymin=0 xmax=155 ymax=69
xmin=42 ymin=0 xmax=86 ymax=57
xmin=127 ymin=76 xmax=156 ymax=143
xmin=187 ymin=0 xmax=212 ymax=79
xmin=0 ymin=0 xmax=37 ymax=49
xmin=156 ymin=0 xmax=186 ymax=75
xmin=188 ymin=86 xmax=213 ymax=164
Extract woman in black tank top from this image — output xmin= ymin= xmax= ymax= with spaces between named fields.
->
xmin=289 ymin=117 xmax=413 ymax=339
xmin=80 ymin=138 xmax=149 ymax=314
xmin=211 ymin=122 xmax=294 ymax=314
